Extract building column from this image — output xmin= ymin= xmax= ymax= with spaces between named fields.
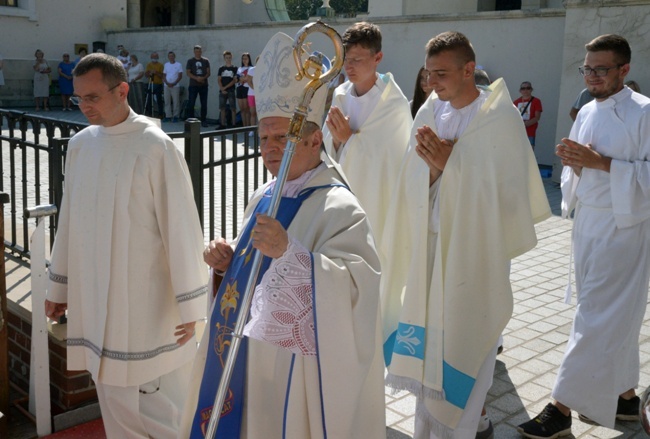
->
xmin=127 ymin=0 xmax=141 ymax=28
xmin=195 ymin=0 xmax=210 ymax=25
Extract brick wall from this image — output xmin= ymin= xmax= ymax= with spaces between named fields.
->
xmin=6 ymin=305 xmax=97 ymax=414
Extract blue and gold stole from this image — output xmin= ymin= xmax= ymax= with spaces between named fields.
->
xmin=190 ymin=185 xmax=326 ymax=438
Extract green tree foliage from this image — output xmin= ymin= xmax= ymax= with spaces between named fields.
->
xmin=285 ymin=0 xmax=368 ymax=20
xmin=330 ymin=0 xmax=368 ymax=15
xmin=285 ymin=0 xmax=318 ymax=20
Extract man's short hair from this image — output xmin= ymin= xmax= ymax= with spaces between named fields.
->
xmin=73 ymin=53 xmax=127 ymax=85
xmin=425 ymin=31 xmax=476 ymax=66
xmin=342 ymin=22 xmax=382 ymax=54
xmin=194 ymin=45 xmax=202 ymax=50
xmin=223 ymin=51 xmax=232 ymax=57
xmin=168 ymin=51 xmax=175 ymax=56
xmin=585 ymin=34 xmax=631 ymax=65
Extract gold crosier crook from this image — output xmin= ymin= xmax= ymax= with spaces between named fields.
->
xmin=204 ymin=20 xmax=344 ymax=439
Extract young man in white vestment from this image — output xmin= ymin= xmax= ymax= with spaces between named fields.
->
xmin=179 ymin=31 xmax=386 ymax=439
xmin=380 ymin=32 xmax=551 ymax=439
xmin=518 ymin=34 xmax=650 ymax=439
xmin=322 ymin=21 xmax=412 ymax=254
xmin=45 ymin=53 xmax=208 ymax=439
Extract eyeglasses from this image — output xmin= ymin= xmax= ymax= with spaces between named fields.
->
xmin=579 ymin=65 xmax=623 ymax=77
xmin=71 ymin=83 xmax=121 ymax=105
xmin=520 ymin=86 xmax=532 ymax=90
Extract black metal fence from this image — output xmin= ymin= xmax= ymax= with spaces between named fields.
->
xmin=0 ymin=109 xmax=265 ymax=259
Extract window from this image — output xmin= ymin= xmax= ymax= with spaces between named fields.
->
xmin=495 ymin=0 xmax=522 ymax=10
xmin=0 ymin=0 xmax=37 ymax=19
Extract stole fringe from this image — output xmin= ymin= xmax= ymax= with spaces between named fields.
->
xmin=416 ymin=403 xmax=455 ymax=439
xmin=385 ymin=373 xmax=446 ymax=400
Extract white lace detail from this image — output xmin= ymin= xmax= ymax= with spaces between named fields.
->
xmin=243 ymin=237 xmax=316 ymax=356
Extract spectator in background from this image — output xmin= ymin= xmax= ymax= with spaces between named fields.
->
xmin=626 ymin=80 xmax=641 ymax=93
xmin=186 ymin=45 xmax=211 ymax=127
xmin=474 ymin=67 xmax=491 ymax=87
xmin=117 ymin=46 xmax=131 ymax=71
xmin=246 ymin=57 xmax=258 ymax=130
xmin=163 ymin=51 xmax=184 ymax=123
xmin=513 ymin=81 xmax=542 ymax=147
xmin=236 ymin=53 xmax=253 ymax=127
xmin=33 ymin=49 xmax=51 ymax=111
xmin=74 ymin=47 xmax=87 ymax=65
xmin=570 ymin=87 xmax=594 ymax=121
xmin=58 ymin=53 xmax=74 ymax=111
xmin=127 ymin=54 xmax=145 ymax=114
xmin=217 ymin=50 xmax=238 ymax=128
xmin=410 ymin=66 xmax=434 ymax=118
xmin=144 ymin=52 xmax=165 ymax=118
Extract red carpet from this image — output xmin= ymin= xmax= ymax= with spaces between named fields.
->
xmin=41 ymin=418 xmax=106 ymax=438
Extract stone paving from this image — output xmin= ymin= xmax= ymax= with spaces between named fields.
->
xmin=4 ymin=108 xmax=650 ymax=438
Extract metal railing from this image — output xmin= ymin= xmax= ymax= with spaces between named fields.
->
xmin=181 ymin=119 xmax=269 ymax=242
xmin=0 ymin=109 xmax=265 ymax=258
xmin=0 ymin=110 xmax=84 ymax=258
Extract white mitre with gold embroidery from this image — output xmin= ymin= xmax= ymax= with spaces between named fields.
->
xmin=255 ymin=32 xmax=330 ymax=128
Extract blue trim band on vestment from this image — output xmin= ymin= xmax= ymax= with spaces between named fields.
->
xmin=311 ymin=252 xmax=327 ymax=438
xmin=442 ymin=361 xmax=475 ymax=409
xmin=282 ymin=355 xmax=296 ymax=439
xmin=383 ymin=331 xmax=398 ymax=367
xmin=392 ymin=323 xmax=426 ymax=360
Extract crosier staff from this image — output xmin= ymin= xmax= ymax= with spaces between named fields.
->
xmin=204 ymin=20 xmax=344 ymax=439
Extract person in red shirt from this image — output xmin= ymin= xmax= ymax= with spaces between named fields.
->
xmin=513 ymin=81 xmax=543 ymax=147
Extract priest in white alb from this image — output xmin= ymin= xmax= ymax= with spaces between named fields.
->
xmin=518 ymin=34 xmax=650 ymax=439
xmin=45 ymin=53 xmax=208 ymax=439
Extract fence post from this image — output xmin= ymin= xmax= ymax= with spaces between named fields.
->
xmin=25 ymin=204 xmax=57 ymax=437
xmin=49 ymin=138 xmax=66 ymax=245
xmin=0 ymin=193 xmax=10 ymax=437
xmin=184 ymin=119 xmax=203 ymax=229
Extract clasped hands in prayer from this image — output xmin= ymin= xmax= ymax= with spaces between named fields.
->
xmin=325 ymin=106 xmax=353 ymax=152
xmin=415 ymin=125 xmax=453 ymax=185
xmin=556 ymin=137 xmax=612 ymax=176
